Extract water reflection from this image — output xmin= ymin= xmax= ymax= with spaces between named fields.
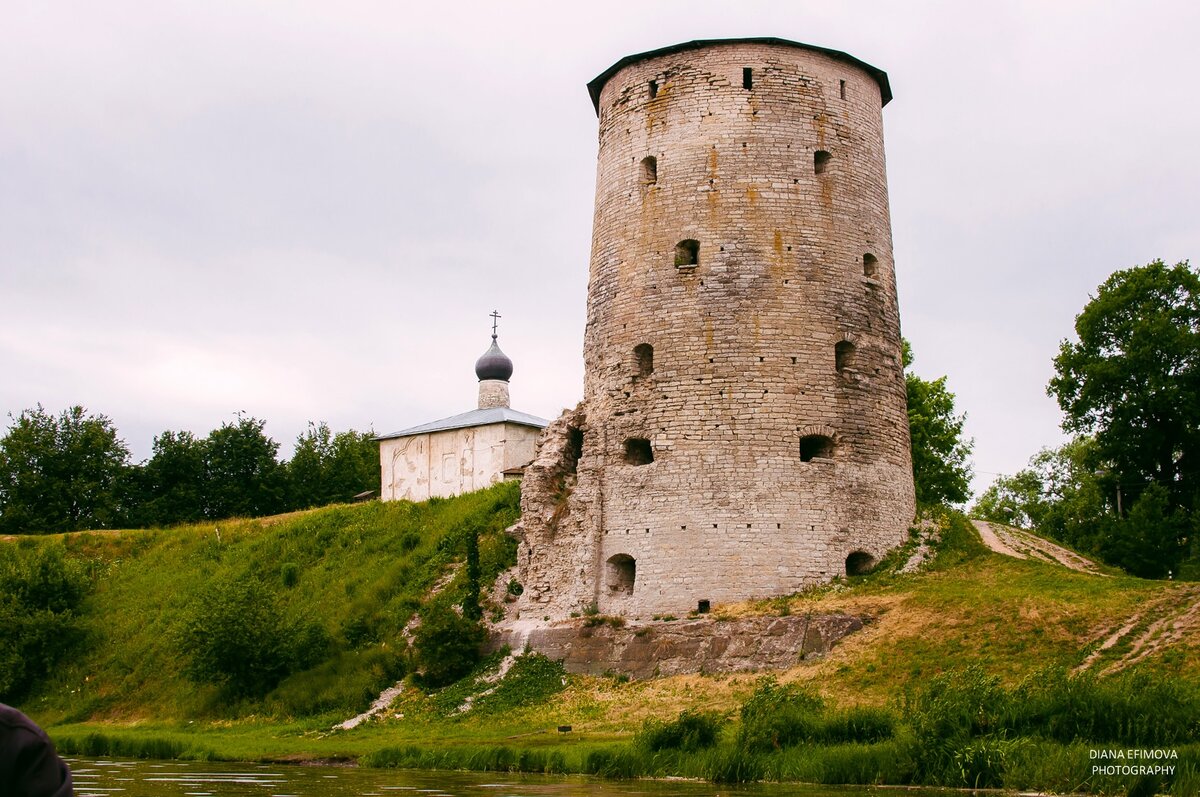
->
xmin=66 ymin=757 xmax=920 ymax=797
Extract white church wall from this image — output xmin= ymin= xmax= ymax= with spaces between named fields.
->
xmin=380 ymin=422 xmax=542 ymax=502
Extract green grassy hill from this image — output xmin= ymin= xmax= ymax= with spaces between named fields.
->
xmin=5 ymin=492 xmax=1199 ymax=792
xmin=7 ymin=483 xmax=520 ymax=724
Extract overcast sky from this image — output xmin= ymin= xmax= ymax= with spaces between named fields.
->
xmin=2 ymin=1 xmax=1197 ymax=495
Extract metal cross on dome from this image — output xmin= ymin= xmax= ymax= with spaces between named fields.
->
xmin=490 ymin=310 xmax=501 ymax=338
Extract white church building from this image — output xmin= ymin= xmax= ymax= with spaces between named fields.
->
xmin=377 ymin=326 xmax=548 ymax=502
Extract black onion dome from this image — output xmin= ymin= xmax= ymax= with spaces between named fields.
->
xmin=474 ymin=336 xmax=513 ymax=381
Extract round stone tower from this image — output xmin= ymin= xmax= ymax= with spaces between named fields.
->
xmin=513 ymin=38 xmax=914 ymax=620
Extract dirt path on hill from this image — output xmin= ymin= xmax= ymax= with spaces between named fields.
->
xmin=1074 ymin=585 xmax=1200 ymax=675
xmin=971 ymin=519 xmax=1105 ymax=574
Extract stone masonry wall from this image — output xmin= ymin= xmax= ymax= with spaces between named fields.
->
xmin=512 ymin=40 xmax=915 ymax=621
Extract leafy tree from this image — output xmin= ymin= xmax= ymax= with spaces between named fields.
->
xmin=203 ymin=414 xmax=284 ymax=519
xmin=972 ymin=470 xmax=1045 ymax=529
xmin=905 ymin=342 xmax=973 ymax=506
xmin=285 ymin=422 xmax=379 ymax=510
xmin=974 ymin=437 xmax=1189 ymax=578
xmin=1049 ymin=260 xmax=1200 ymax=514
xmin=1108 ymin=482 xmax=1190 ymax=579
xmin=0 ymin=405 xmax=132 ymax=534
xmin=973 ymin=438 xmax=1108 ymax=542
xmin=140 ymin=430 xmax=207 ymax=526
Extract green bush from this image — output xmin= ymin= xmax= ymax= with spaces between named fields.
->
xmin=411 ymin=603 xmax=486 ymax=687
xmin=636 ymin=709 xmax=724 ymax=752
xmin=175 ymin=575 xmax=317 ymax=698
xmin=0 ymin=544 xmax=90 ymax=701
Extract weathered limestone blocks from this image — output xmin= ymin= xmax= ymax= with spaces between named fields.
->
xmin=490 ymin=613 xmax=864 ymax=679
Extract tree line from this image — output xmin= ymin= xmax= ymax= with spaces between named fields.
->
xmin=0 ymin=411 xmax=379 ymax=534
xmin=975 ymin=259 xmax=1199 ymax=579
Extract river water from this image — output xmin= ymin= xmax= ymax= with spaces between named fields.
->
xmin=67 ymin=757 xmax=929 ymax=797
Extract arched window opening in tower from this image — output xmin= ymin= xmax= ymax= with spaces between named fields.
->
xmin=606 ymin=554 xmax=636 ymax=595
xmin=863 ymin=253 xmax=878 ymax=277
xmin=835 ymin=341 xmax=856 ymax=374
xmin=742 ymin=67 xmax=753 ymax=90
xmin=624 ymin=437 xmax=654 ymax=465
xmin=648 ymin=80 xmax=658 ymax=100
xmin=799 ymin=434 xmax=835 ymax=462
xmin=640 ymin=156 xmax=657 ymax=186
xmin=565 ymin=426 xmax=584 ymax=474
xmin=634 ymin=343 xmax=654 ymax=378
xmin=846 ymin=550 xmax=876 ymax=576
xmin=674 ymin=239 xmax=699 ymax=268
xmin=814 ymin=150 xmax=832 ymax=174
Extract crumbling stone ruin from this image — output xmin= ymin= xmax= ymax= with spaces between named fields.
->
xmin=511 ymin=38 xmax=915 ymax=621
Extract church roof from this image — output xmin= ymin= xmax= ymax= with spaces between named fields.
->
xmin=375 ymin=407 xmax=550 ymax=440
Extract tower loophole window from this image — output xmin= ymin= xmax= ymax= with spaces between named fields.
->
xmin=606 ymin=554 xmax=636 ymax=595
xmin=799 ymin=434 xmax=834 ymax=462
xmin=640 ymin=156 xmax=657 ymax=185
xmin=846 ymin=550 xmax=876 ymax=576
xmin=814 ymin=150 xmax=832 ymax=175
xmin=863 ymin=253 xmax=878 ymax=277
xmin=835 ymin=341 xmax=856 ymax=374
xmin=648 ymin=80 xmax=658 ymax=100
xmin=634 ymin=343 xmax=654 ymax=378
xmin=674 ymin=239 xmax=699 ymax=268
xmin=624 ymin=438 xmax=654 ymax=465
xmin=742 ymin=67 xmax=753 ymax=90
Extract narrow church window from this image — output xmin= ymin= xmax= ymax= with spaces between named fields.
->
xmin=649 ymin=80 xmax=658 ymax=99
xmin=674 ymin=239 xmax=699 ymax=268
xmin=863 ymin=253 xmax=878 ymax=277
xmin=606 ymin=554 xmax=636 ymax=595
xmin=742 ymin=67 xmax=753 ymax=90
xmin=846 ymin=550 xmax=876 ymax=576
xmin=835 ymin=341 xmax=856 ymax=374
xmin=814 ymin=150 xmax=832 ymax=174
xmin=624 ymin=437 xmax=654 ymax=465
xmin=799 ymin=434 xmax=834 ymax=462
xmin=634 ymin=343 xmax=654 ymax=377
xmin=640 ymin=156 xmax=657 ymax=185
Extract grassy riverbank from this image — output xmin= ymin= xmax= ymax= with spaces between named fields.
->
xmin=7 ymin=493 xmax=1200 ymax=793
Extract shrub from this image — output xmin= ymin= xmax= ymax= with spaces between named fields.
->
xmin=176 ymin=575 xmax=314 ymax=698
xmin=0 ymin=544 xmax=90 ymax=701
xmin=636 ymin=709 xmax=724 ymax=752
xmin=411 ymin=603 xmax=485 ymax=687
